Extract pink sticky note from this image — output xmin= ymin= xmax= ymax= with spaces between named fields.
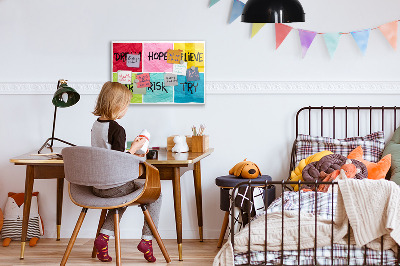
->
xmin=143 ymin=43 xmax=173 ymax=72
xmin=136 ymin=73 xmax=151 ymax=88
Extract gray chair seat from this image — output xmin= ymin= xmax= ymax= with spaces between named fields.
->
xmin=69 ymin=180 xmax=145 ymax=208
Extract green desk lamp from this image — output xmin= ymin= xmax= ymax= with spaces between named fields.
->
xmin=38 ymin=79 xmax=80 ymax=154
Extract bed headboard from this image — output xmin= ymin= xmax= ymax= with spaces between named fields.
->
xmin=290 ymin=106 xmax=400 ymax=179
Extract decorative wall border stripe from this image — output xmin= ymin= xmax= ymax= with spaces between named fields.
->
xmin=0 ymin=81 xmax=399 ymax=95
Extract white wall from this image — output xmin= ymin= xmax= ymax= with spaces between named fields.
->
xmin=1 ymin=0 xmax=400 ymax=240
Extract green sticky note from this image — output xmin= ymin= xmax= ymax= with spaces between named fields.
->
xmin=131 ymin=94 xmax=142 ymax=103
xmin=112 ymin=72 xmax=118 ymax=82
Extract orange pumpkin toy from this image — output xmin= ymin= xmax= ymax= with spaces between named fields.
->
xmin=229 ymin=159 xmax=261 ymax=179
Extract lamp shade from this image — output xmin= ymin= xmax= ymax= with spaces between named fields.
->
xmin=52 ymin=84 xmax=80 ymax=108
xmin=241 ymin=0 xmax=305 ymax=23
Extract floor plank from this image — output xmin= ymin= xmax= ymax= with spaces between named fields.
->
xmin=0 ymin=239 xmax=221 ymax=265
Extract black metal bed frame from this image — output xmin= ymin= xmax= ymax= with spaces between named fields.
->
xmin=230 ymin=106 xmax=400 ymax=266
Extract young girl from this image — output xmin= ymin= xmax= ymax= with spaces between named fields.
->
xmin=91 ymin=81 xmax=162 ymax=263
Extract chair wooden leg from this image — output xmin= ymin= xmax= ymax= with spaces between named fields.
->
xmin=217 ymin=211 xmax=230 ymax=248
xmin=114 ymin=210 xmax=121 ymax=266
xmin=141 ymin=205 xmax=171 ymax=263
xmin=60 ymin=208 xmax=88 ymax=266
xmin=91 ymin=209 xmax=108 ymax=258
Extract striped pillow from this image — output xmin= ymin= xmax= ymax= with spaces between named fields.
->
xmin=294 ymin=131 xmax=385 ymax=166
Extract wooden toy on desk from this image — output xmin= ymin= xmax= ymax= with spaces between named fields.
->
xmin=172 ymin=135 xmax=189 ymax=153
xmin=167 ymin=136 xmax=192 ymax=151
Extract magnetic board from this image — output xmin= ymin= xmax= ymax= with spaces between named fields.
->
xmin=111 ymin=41 xmax=205 ymax=104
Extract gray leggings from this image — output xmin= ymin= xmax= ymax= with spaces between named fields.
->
xmin=92 ymin=180 xmax=162 ymax=240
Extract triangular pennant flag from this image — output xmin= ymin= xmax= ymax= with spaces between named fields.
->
xmin=251 ymin=23 xmax=266 ymax=38
xmin=323 ymin=33 xmax=341 ymax=58
xmin=351 ymin=29 xmax=370 ymax=55
xmin=378 ymin=21 xmax=398 ymax=50
xmin=298 ymin=29 xmax=317 ymax=58
xmin=275 ymin=23 xmax=293 ymax=49
xmin=229 ymin=0 xmax=245 ymax=24
xmin=209 ymin=0 xmax=220 ymax=7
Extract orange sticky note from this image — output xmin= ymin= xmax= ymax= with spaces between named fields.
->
xmin=166 ymin=49 xmax=182 ymax=64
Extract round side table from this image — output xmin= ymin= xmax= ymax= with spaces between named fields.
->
xmin=215 ymin=175 xmax=275 ymax=248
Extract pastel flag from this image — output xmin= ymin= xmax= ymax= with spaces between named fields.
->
xmin=298 ymin=29 xmax=317 ymax=58
xmin=209 ymin=0 xmax=220 ymax=7
xmin=351 ymin=29 xmax=370 ymax=55
xmin=378 ymin=21 xmax=398 ymax=50
xmin=251 ymin=23 xmax=266 ymax=38
xmin=229 ymin=0 xmax=245 ymax=24
xmin=275 ymin=23 xmax=293 ymax=49
xmin=323 ymin=33 xmax=341 ymax=58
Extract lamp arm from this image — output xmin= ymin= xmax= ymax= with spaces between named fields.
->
xmin=50 ymin=105 xmax=57 ymax=148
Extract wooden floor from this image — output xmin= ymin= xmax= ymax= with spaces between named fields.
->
xmin=0 ymin=239 xmax=221 ymax=265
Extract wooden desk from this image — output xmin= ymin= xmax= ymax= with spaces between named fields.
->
xmin=9 ymin=148 xmax=64 ymax=259
xmin=10 ymin=147 xmax=213 ymax=261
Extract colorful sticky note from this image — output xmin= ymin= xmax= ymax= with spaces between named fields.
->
xmin=143 ymin=43 xmax=173 ymax=72
xmin=173 ymin=61 xmax=187 ymax=76
xmin=186 ymin=67 xmax=200 ymax=82
xmin=164 ymin=73 xmax=178 ymax=86
xmin=117 ymin=71 xmax=132 ymax=84
xmin=167 ymin=49 xmax=182 ymax=64
xmin=136 ymin=73 xmax=151 ymax=88
xmin=112 ymin=43 xmax=142 ymax=72
xmin=126 ymin=54 xmax=141 ymax=68
xmin=143 ymin=73 xmax=173 ymax=103
xmin=174 ymin=43 xmax=205 ymax=73
xmin=175 ymin=73 xmax=205 ymax=103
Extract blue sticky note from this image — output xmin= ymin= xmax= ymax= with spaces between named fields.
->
xmin=143 ymin=73 xmax=173 ymax=103
xmin=175 ymin=73 xmax=205 ymax=103
xmin=186 ymin=67 xmax=200 ymax=82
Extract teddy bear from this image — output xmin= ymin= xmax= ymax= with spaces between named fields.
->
xmin=172 ymin=135 xmax=189 ymax=153
xmin=229 ymin=159 xmax=261 ymax=179
xmin=1 ymin=192 xmax=44 ymax=247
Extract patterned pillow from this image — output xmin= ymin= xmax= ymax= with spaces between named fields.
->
xmin=294 ymin=131 xmax=385 ymax=166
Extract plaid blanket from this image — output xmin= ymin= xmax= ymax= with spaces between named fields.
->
xmin=234 ymin=191 xmax=397 ymax=265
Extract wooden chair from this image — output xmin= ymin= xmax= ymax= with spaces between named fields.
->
xmin=60 ymin=146 xmax=171 ymax=265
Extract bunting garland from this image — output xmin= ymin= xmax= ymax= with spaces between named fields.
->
xmin=323 ymin=33 xmax=341 ymax=58
xmin=229 ymin=0 xmax=245 ymax=24
xmin=275 ymin=23 xmax=292 ymax=49
xmin=379 ymin=21 xmax=398 ymax=50
xmin=208 ymin=1 xmax=399 ymax=58
xmin=351 ymin=29 xmax=370 ymax=55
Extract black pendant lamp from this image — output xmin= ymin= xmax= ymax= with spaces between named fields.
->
xmin=242 ymin=0 xmax=305 ymax=23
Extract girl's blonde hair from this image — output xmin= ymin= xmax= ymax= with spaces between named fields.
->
xmin=93 ymin=81 xmax=132 ymax=120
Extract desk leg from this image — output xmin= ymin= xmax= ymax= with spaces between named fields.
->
xmin=193 ymin=161 xmax=203 ymax=242
xmin=20 ymin=165 xmax=34 ymax=259
xmin=172 ymin=167 xmax=183 ymax=261
xmin=56 ymin=178 xmax=64 ymax=241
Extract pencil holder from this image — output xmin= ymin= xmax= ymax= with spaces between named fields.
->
xmin=191 ymin=135 xmax=209 ymax=153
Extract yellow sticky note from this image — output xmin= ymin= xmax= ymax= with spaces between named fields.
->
xmin=174 ymin=43 xmax=204 ymax=73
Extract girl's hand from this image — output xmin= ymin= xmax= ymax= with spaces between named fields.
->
xmin=134 ymin=148 xmax=149 ymax=157
xmin=129 ymin=137 xmax=147 ymax=154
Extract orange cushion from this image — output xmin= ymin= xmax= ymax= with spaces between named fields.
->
xmin=348 ymin=146 xmax=391 ymax=180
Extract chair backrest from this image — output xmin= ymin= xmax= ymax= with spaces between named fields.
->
xmin=62 ymin=146 xmax=145 ymax=187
